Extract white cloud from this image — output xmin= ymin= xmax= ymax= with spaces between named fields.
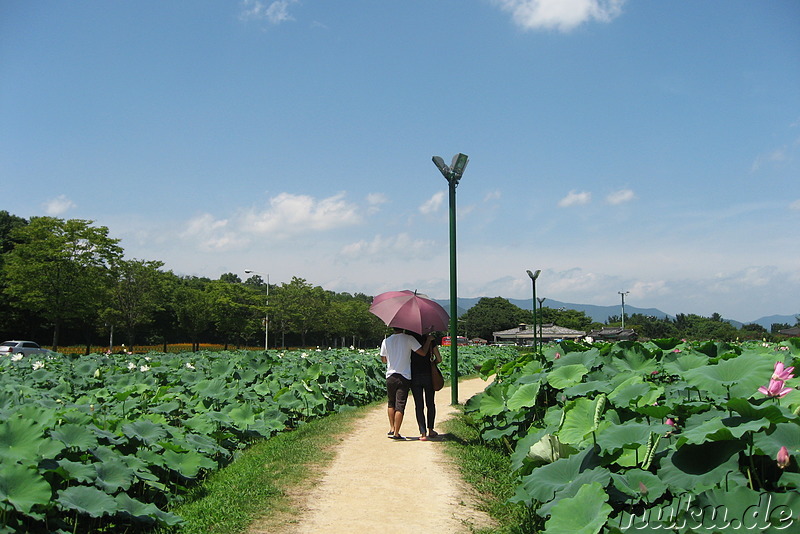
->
xmin=484 ymin=190 xmax=502 ymax=202
xmin=341 ymin=233 xmax=436 ymax=260
xmin=177 ymin=192 xmax=362 ymax=251
xmin=606 ymin=188 xmax=636 ymax=205
xmin=366 ymin=192 xmax=388 ymax=215
xmin=239 ymin=0 xmax=296 ymax=24
xmin=558 ymin=190 xmax=592 ymax=207
xmin=181 ymin=213 xmax=248 ymax=251
xmin=42 ymin=195 xmax=76 ymax=216
xmin=751 ymin=146 xmax=788 ymax=172
xmin=790 ymin=199 xmax=800 ymax=211
xmin=239 ymin=192 xmax=362 ymax=237
xmin=419 ymin=191 xmax=445 ymax=214
xmin=494 ymin=0 xmax=626 ymax=32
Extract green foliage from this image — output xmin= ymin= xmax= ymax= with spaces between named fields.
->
xmin=0 ymin=345 xmax=500 ymax=532
xmin=465 ymin=338 xmax=800 ymax=532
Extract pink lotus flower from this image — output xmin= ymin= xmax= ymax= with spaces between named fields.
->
xmin=777 ymin=446 xmax=791 ymax=469
xmin=772 ymin=361 xmax=795 ymax=382
xmin=554 ymin=352 xmax=561 ymax=359
xmin=665 ymin=418 xmax=676 ymax=427
xmin=759 ymin=379 xmax=793 ymax=398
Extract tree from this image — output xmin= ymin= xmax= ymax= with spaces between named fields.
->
xmin=174 ymin=285 xmax=213 ymax=351
xmin=208 ymin=279 xmax=262 ymax=348
xmin=271 ymin=277 xmax=329 ymax=347
xmin=458 ymin=297 xmax=529 ymax=341
xmin=539 ymin=307 xmax=593 ymax=331
xmin=3 ymin=217 xmax=122 ymax=349
xmin=104 ymin=259 xmax=168 ymax=346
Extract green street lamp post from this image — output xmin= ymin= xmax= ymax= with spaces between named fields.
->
xmin=526 ymin=269 xmax=541 ymax=351
xmin=433 ymin=153 xmax=468 ymax=405
xmin=538 ymin=297 xmax=546 ymax=346
xmin=619 ymin=291 xmax=629 ymax=329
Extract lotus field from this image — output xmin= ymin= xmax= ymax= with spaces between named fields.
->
xmin=468 ymin=338 xmax=800 ymax=533
xmin=0 ymin=345 xmax=510 ymax=533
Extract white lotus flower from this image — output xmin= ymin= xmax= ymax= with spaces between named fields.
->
xmin=32 ymin=361 xmax=44 ymax=370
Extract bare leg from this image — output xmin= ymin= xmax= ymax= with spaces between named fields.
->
xmin=393 ymin=409 xmax=404 ymax=437
xmin=387 ymin=407 xmax=396 ymax=433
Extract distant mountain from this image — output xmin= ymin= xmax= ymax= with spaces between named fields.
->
xmin=748 ymin=314 xmax=800 ymax=331
xmin=435 ymin=297 xmax=798 ymax=330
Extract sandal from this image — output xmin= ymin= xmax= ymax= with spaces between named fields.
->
xmin=390 ymin=434 xmax=406 ymax=440
xmin=428 ymin=430 xmax=439 ymax=438
xmin=419 ymin=435 xmax=429 ymax=441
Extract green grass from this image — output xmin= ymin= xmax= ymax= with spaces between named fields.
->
xmin=441 ymin=411 xmax=539 ymax=534
xmin=153 ymin=405 xmax=371 ymax=534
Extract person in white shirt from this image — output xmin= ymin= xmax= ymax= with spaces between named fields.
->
xmin=380 ymin=327 xmax=432 ymax=440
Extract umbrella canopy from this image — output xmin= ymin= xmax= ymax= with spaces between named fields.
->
xmin=369 ymin=290 xmax=450 ymax=335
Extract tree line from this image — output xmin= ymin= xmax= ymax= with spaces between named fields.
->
xmin=456 ymin=297 xmax=798 ymax=343
xmin=0 ymin=212 xmax=388 ymax=351
xmin=2 ymin=212 xmax=796 ymax=351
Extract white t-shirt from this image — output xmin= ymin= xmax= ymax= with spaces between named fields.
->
xmin=380 ymin=333 xmax=421 ymax=380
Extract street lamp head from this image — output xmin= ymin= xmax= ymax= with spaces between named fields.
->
xmin=526 ymin=269 xmax=541 ymax=281
xmin=451 ymin=153 xmax=469 ymax=178
xmin=432 ymin=156 xmax=450 ymax=179
xmin=244 ymin=269 xmax=253 ymax=274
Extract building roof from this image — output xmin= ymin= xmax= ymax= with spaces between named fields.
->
xmin=493 ymin=323 xmax=586 ymax=340
xmin=779 ymin=326 xmax=800 ymax=336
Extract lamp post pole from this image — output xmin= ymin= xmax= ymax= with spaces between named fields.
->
xmin=433 ymin=153 xmax=469 ymax=405
xmin=619 ymin=291 xmax=629 ymax=329
xmin=538 ymin=297 xmax=546 ymax=346
xmin=526 ymin=270 xmax=541 ymax=351
xmin=245 ymin=270 xmax=269 ymax=350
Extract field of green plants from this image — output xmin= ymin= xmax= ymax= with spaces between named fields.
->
xmin=467 ymin=338 xmax=800 ymax=533
xmin=0 ymin=344 xmax=511 ymax=533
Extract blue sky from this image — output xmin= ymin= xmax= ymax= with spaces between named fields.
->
xmin=1 ymin=0 xmax=798 ymax=323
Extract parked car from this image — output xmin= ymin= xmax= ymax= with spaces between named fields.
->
xmin=0 ymin=340 xmax=50 ymax=356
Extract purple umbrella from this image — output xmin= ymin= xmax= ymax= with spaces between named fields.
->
xmin=369 ymin=290 xmax=450 ymax=335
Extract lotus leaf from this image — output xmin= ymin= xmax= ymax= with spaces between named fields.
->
xmin=227 ymin=403 xmax=257 ymax=430
xmin=477 ymin=386 xmax=507 ymax=417
xmin=558 ymin=397 xmax=602 ymax=446
xmin=507 ymin=382 xmax=542 ymax=411
xmin=678 ymin=415 xmax=771 ymax=446
xmin=548 ymin=364 xmax=588 ymax=390
xmin=608 ymin=343 xmax=658 ymax=375
xmin=57 ymin=485 xmax=118 ymax=518
xmin=753 ymin=421 xmax=800 ymax=457
xmin=56 ymin=459 xmax=96 ymax=483
xmin=611 ymin=468 xmax=667 ymax=502
xmin=683 ymin=352 xmax=772 ymax=398
xmin=93 ymin=458 xmax=135 ymax=493
xmin=0 ymin=463 xmax=52 ymax=514
xmin=657 ymin=440 xmax=747 ymax=493
xmin=597 ymin=422 xmax=666 ymax=456
xmin=122 ymin=419 xmax=169 ymax=446
xmin=543 ymin=482 xmax=611 ymax=534
xmin=525 ymin=433 xmax=576 ymax=466
xmin=162 ymin=449 xmax=216 ymax=479
xmin=0 ymin=415 xmax=49 ymax=465
xmin=514 ymin=447 xmax=608 ymax=507
xmin=50 ymin=422 xmax=99 ymax=450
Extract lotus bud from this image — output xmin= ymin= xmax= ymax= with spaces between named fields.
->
xmin=778 ymin=446 xmax=791 ymax=469
xmin=638 ymin=482 xmax=648 ymax=495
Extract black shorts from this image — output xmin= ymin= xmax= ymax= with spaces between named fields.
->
xmin=387 ymin=373 xmax=411 ymax=412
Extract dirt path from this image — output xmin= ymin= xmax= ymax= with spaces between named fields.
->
xmin=256 ymin=377 xmax=493 ymax=533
